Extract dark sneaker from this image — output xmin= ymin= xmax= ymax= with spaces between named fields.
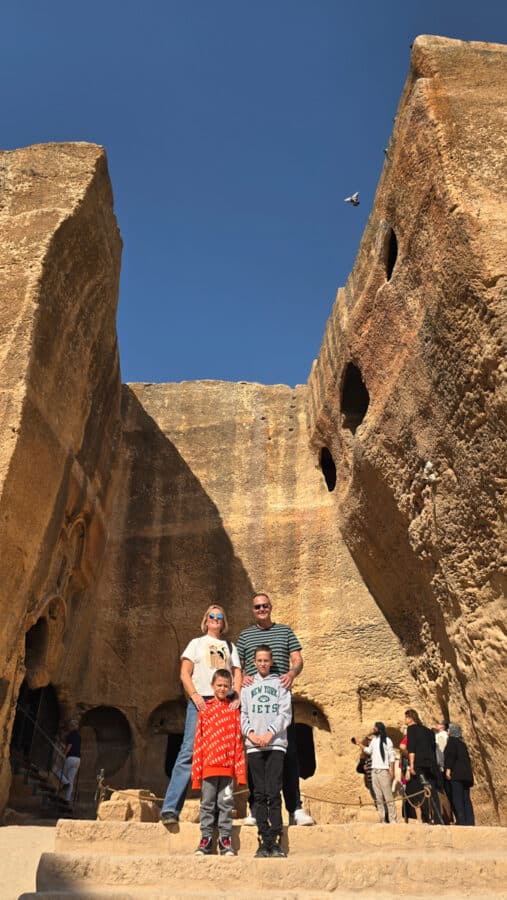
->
xmin=218 ymin=835 xmax=235 ymax=856
xmin=270 ymin=840 xmax=286 ymax=858
xmin=160 ymin=811 xmax=178 ymax=825
xmin=195 ymin=836 xmax=213 ymax=855
xmin=254 ymin=841 xmax=271 ymax=858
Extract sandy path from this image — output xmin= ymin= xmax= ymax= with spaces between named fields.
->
xmin=0 ymin=824 xmax=55 ymax=900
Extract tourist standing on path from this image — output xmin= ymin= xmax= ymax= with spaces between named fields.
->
xmin=241 ymin=645 xmax=292 ymax=857
xmin=444 ymin=723 xmax=475 ymax=826
xmin=356 ymin=722 xmax=398 ymax=823
xmin=434 ymin=718 xmax=452 ymax=819
xmin=405 ymin=708 xmax=443 ymax=824
xmin=191 ymin=669 xmax=246 ymax=856
xmin=60 ymin=719 xmax=81 ymax=804
xmin=236 ymin=592 xmax=314 ymax=826
xmin=160 ymin=605 xmax=242 ymax=825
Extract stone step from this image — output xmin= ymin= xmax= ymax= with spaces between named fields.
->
xmin=19 ymin=887 xmax=334 ymax=900
xmin=17 ymin=893 xmax=477 ymax=900
xmin=29 ymin=848 xmax=507 ymax=897
xmin=54 ymin=819 xmax=507 ymax=857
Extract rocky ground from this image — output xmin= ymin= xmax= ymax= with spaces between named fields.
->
xmin=0 ymin=824 xmax=55 ymax=900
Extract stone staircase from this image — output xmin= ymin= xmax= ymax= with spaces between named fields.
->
xmin=19 ymin=819 xmax=507 ymax=899
xmin=9 ymin=763 xmax=73 ymax=821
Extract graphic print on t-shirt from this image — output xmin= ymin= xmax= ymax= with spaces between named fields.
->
xmin=207 ymin=642 xmax=230 ymax=670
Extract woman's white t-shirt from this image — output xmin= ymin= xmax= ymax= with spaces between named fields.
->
xmin=182 ymin=635 xmax=241 ymax=696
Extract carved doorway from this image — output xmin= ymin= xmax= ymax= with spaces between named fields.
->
xmin=10 ymin=680 xmax=60 ymax=773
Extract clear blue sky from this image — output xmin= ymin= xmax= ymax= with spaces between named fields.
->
xmin=2 ymin=2 xmax=505 ymax=386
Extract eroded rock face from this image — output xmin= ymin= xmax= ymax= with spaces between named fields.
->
xmin=66 ymin=381 xmax=419 ymax=817
xmin=307 ymin=36 xmax=507 ymax=822
xmin=0 ymin=143 xmax=122 ymax=813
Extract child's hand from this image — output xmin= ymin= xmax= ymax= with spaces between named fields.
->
xmin=258 ymin=732 xmax=273 ymax=747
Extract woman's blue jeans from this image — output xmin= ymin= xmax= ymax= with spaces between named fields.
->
xmin=161 ymin=699 xmax=199 ymax=818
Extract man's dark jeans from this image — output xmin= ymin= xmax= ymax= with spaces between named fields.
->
xmin=282 ymin=716 xmax=302 ymax=813
xmin=248 ymin=749 xmax=285 ymax=844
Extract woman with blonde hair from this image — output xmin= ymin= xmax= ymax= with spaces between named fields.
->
xmin=160 ymin=604 xmax=242 ymax=824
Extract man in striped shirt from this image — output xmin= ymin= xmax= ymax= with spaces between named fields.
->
xmin=237 ymin=592 xmax=314 ymax=826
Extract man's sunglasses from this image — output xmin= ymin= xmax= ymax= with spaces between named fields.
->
xmin=253 ymin=603 xmax=270 ymax=610
xmin=209 ymin=613 xmax=224 ymax=620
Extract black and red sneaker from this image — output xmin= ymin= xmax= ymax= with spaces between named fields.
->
xmin=218 ymin=835 xmax=235 ymax=856
xmin=194 ymin=836 xmax=213 ymax=855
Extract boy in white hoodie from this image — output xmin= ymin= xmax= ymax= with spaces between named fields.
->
xmin=241 ymin=645 xmax=292 ymax=857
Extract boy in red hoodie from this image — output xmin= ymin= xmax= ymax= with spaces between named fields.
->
xmin=191 ymin=668 xmax=246 ymax=855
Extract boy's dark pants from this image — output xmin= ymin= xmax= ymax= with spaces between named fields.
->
xmin=248 ymin=749 xmax=284 ymax=845
xmin=247 ymin=714 xmax=301 ymax=814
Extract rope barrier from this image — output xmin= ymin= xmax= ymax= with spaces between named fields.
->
xmin=94 ymin=778 xmax=432 ymax=811
xmin=95 ymin=778 xmax=500 ymax=822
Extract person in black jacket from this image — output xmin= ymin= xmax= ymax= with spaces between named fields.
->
xmin=404 ymin=708 xmax=443 ymax=824
xmin=444 ymin=723 xmax=475 ymax=825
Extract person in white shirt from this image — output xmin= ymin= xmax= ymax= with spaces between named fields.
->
xmin=160 ymin=604 xmax=242 ymax=825
xmin=356 ymin=721 xmax=398 ymax=823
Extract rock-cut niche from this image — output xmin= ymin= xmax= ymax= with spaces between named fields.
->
xmin=383 ymin=225 xmax=398 ymax=281
xmin=341 ymin=363 xmax=369 ymax=434
xmin=319 ymin=447 xmax=336 ymax=492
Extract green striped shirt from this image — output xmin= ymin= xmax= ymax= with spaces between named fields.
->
xmin=236 ymin=623 xmax=302 ymax=676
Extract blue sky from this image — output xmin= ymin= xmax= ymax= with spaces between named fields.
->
xmin=2 ymin=1 xmax=505 ymax=386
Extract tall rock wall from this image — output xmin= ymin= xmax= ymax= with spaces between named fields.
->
xmin=307 ymin=36 xmax=506 ymax=822
xmin=64 ymin=381 xmax=420 ymax=817
xmin=0 ymin=144 xmax=122 ymax=813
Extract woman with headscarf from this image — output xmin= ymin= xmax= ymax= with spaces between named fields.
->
xmin=444 ymin=723 xmax=475 ymax=826
xmin=356 ymin=721 xmax=398 ymax=823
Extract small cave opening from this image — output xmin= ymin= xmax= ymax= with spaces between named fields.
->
xmin=80 ymin=705 xmax=132 ymax=777
xmin=384 ymin=226 xmax=398 ymax=281
xmin=319 ymin=447 xmax=336 ymax=492
xmin=341 ymin=363 xmax=369 ymax=433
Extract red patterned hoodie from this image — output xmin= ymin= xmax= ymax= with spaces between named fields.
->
xmin=191 ymin=698 xmax=246 ymax=789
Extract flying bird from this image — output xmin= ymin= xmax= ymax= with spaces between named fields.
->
xmin=344 ymin=192 xmax=359 ymax=207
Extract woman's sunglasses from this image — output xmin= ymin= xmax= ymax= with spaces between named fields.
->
xmin=209 ymin=613 xmax=224 ymax=620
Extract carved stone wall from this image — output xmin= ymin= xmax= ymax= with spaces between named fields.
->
xmin=0 ymin=144 xmax=122 ymax=813
xmin=64 ymin=381 xmax=420 ymax=816
xmin=307 ymin=36 xmax=506 ymax=822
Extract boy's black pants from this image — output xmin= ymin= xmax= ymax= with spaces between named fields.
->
xmin=248 ymin=749 xmax=285 ymax=844
xmin=247 ymin=712 xmax=301 ymax=814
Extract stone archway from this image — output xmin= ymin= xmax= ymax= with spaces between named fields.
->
xmin=10 ymin=681 xmax=60 ymax=774
xmin=293 ymin=700 xmax=331 ymax=781
xmin=142 ymin=700 xmax=187 ymax=797
xmin=78 ymin=706 xmax=133 ymax=802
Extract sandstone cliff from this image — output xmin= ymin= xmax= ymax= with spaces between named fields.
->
xmin=65 ymin=381 xmax=419 ymax=814
xmin=0 ymin=144 xmax=122 ymax=813
xmin=308 ymin=35 xmax=506 ymax=821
